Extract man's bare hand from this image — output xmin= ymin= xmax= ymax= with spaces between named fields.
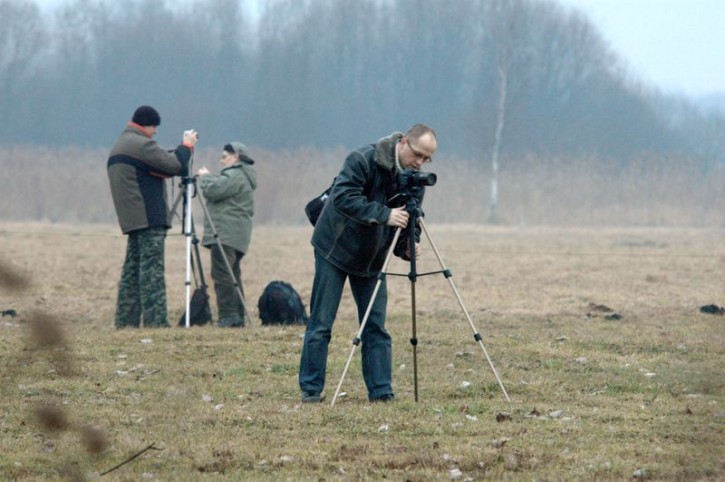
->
xmin=183 ymin=129 xmax=199 ymax=146
xmin=405 ymin=241 xmax=420 ymax=260
xmin=386 ymin=207 xmax=409 ymax=229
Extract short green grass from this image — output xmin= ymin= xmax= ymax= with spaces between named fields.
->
xmin=1 ymin=223 xmax=723 ymax=480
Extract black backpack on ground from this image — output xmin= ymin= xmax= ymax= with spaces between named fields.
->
xmin=257 ymin=281 xmax=309 ymax=325
xmin=178 ymin=286 xmax=212 ymax=326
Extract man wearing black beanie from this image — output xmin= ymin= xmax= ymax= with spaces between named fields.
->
xmin=107 ymin=105 xmax=198 ymax=328
xmin=131 ymin=105 xmax=161 ymax=127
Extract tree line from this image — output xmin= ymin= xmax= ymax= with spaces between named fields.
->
xmin=1 ymin=0 xmax=722 ymax=167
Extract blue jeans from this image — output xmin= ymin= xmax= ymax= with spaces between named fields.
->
xmin=299 ymin=252 xmax=393 ymax=400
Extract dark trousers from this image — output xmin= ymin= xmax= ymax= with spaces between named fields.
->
xmin=299 ymin=252 xmax=393 ymax=400
xmin=210 ymin=244 xmax=246 ymax=320
xmin=115 ymin=226 xmax=168 ymax=328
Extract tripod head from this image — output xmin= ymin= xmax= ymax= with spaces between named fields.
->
xmin=180 ymin=175 xmax=197 ymax=187
xmin=405 ymin=194 xmax=425 ymax=217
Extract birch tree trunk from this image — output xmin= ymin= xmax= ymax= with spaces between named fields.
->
xmin=489 ymin=63 xmax=508 ymax=224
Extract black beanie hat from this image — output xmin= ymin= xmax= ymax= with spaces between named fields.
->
xmin=132 ymin=105 xmax=161 ymax=127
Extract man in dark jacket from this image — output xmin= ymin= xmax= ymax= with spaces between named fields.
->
xmin=298 ymin=124 xmax=438 ymax=403
xmin=107 ymin=105 xmax=198 ymax=328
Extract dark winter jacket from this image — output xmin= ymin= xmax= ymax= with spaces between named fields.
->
xmin=107 ymin=123 xmax=192 ymax=234
xmin=200 ymin=160 xmax=257 ymax=254
xmin=311 ymin=132 xmax=424 ymax=277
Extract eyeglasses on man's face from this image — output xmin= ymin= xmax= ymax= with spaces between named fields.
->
xmin=405 ymin=137 xmax=433 ymax=164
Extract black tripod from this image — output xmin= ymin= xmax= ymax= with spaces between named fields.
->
xmin=331 ymin=195 xmax=511 ymax=406
xmin=169 ymin=156 xmax=248 ymax=328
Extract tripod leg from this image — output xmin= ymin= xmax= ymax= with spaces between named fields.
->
xmin=331 ymin=228 xmax=402 ymax=407
xmin=419 ymin=219 xmax=511 ymax=403
xmin=183 ymin=180 xmax=194 ymax=328
xmin=190 ymin=222 xmax=207 ymax=289
xmin=194 ymin=190 xmax=249 ymax=319
xmin=410 ymin=278 xmax=419 ymax=402
xmin=405 ymin=217 xmax=420 ymax=402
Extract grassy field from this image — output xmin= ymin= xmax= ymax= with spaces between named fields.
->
xmin=0 ymin=222 xmax=723 ymax=481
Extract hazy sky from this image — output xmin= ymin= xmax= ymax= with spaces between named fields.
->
xmin=559 ymin=0 xmax=724 ymax=97
xmin=34 ymin=0 xmax=724 ymax=98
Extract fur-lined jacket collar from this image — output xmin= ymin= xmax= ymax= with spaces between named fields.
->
xmin=374 ymin=131 xmax=404 ymax=171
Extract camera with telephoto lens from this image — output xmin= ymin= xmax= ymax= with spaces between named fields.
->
xmin=396 ymin=169 xmax=437 ymax=193
xmin=386 ymin=169 xmax=437 ymax=209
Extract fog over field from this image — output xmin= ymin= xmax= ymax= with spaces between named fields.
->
xmin=1 ymin=145 xmax=722 ymax=228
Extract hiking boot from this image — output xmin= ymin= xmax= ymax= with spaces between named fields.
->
xmin=218 ymin=315 xmax=245 ymax=328
xmin=370 ymin=393 xmax=395 ymax=403
xmin=301 ymin=391 xmax=325 ymax=403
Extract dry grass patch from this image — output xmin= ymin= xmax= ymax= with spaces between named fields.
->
xmin=0 ymin=223 xmax=723 ymax=480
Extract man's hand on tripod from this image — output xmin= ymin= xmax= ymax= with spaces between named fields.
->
xmin=405 ymin=241 xmax=420 ymax=260
xmin=196 ymin=167 xmax=210 ymax=177
xmin=386 ymin=207 xmax=409 ymax=229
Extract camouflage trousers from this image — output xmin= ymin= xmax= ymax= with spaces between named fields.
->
xmin=115 ymin=226 xmax=169 ymax=328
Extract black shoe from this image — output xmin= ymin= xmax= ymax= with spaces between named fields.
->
xmin=301 ymin=391 xmax=325 ymax=403
xmin=370 ymin=393 xmax=395 ymax=403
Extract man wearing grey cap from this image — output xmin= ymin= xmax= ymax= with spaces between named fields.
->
xmin=196 ymin=142 xmax=257 ymax=327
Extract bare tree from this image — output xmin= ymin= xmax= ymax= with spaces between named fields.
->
xmin=481 ymin=0 xmax=535 ymax=223
xmin=0 ymin=0 xmax=47 ymax=93
xmin=467 ymin=0 xmax=633 ymax=222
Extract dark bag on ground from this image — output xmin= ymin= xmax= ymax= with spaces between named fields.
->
xmin=178 ymin=287 xmax=213 ymax=326
xmin=257 ymin=280 xmax=309 ymax=325
xmin=304 ymin=179 xmax=335 ymax=226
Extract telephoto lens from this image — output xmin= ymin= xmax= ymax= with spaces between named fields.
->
xmin=397 ymin=169 xmax=437 ymax=189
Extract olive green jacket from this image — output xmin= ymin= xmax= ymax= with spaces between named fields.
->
xmin=200 ymin=161 xmax=257 ymax=254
